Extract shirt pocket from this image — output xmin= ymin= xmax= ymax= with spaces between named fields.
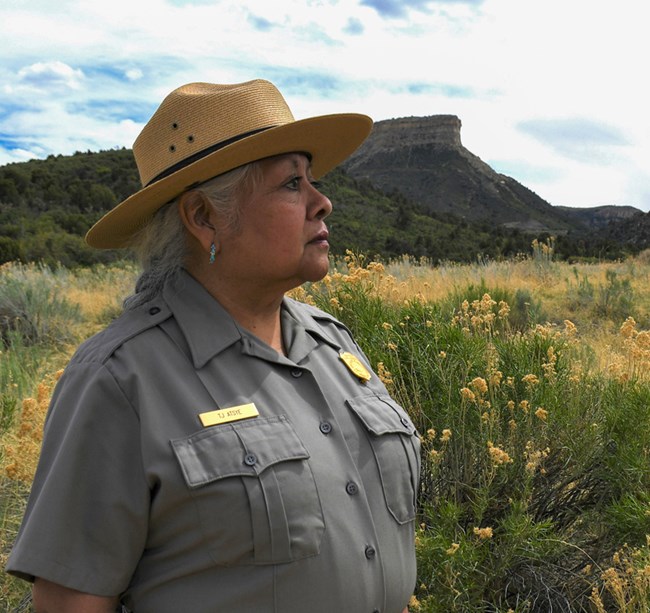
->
xmin=171 ymin=415 xmax=324 ymax=566
xmin=346 ymin=394 xmax=421 ymax=524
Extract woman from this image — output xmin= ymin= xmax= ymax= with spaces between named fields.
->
xmin=7 ymin=80 xmax=420 ymax=613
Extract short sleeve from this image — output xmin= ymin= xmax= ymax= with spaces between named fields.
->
xmin=5 ymin=361 xmax=149 ymax=596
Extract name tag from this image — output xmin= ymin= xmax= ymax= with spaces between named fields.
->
xmin=199 ymin=403 xmax=260 ymax=427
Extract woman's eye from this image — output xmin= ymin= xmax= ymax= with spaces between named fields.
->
xmin=286 ymin=177 xmax=300 ymax=190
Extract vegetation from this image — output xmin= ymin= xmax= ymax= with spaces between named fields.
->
xmin=1 ymin=244 xmax=649 ymax=611
xmin=0 ymin=149 xmax=638 ymax=269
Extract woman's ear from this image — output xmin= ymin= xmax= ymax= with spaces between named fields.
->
xmin=178 ymin=190 xmax=216 ymax=253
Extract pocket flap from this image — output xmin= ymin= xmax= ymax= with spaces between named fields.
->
xmin=346 ymin=394 xmax=416 ymax=437
xmin=171 ymin=415 xmax=309 ymax=488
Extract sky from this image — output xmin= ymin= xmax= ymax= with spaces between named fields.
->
xmin=1 ymin=0 xmax=648 ymax=210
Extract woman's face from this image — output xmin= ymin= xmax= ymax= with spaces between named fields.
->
xmin=215 ymin=153 xmax=333 ymax=295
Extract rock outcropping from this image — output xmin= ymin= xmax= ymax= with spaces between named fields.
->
xmin=343 ymin=115 xmax=576 ymax=233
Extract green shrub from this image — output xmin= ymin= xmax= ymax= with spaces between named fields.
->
xmin=307 ymin=265 xmax=650 ymax=612
xmin=0 ymin=263 xmax=82 ymax=347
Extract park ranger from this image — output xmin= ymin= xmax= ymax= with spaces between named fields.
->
xmin=7 ymin=79 xmax=420 ymax=613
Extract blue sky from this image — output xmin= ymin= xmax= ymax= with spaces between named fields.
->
xmin=1 ymin=0 xmax=648 ymax=210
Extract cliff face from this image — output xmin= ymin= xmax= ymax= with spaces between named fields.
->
xmin=342 ymin=115 xmax=577 ymax=233
xmin=350 ymin=115 xmax=463 ymax=152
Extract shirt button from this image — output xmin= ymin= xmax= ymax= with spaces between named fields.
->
xmin=364 ymin=545 xmax=376 ymax=559
xmin=290 ymin=368 xmax=303 ymax=378
xmin=319 ymin=422 xmax=332 ymax=435
xmin=400 ymin=416 xmax=410 ymax=428
xmin=148 ymin=306 xmax=161 ymax=315
xmin=244 ymin=453 xmax=257 ymax=466
xmin=345 ymin=481 xmax=359 ymax=496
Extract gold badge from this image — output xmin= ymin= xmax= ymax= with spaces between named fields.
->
xmin=199 ymin=403 xmax=260 ymax=427
xmin=339 ymin=351 xmax=371 ymax=383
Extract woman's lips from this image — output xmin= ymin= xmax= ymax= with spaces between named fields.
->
xmin=309 ymin=230 xmax=329 ymax=245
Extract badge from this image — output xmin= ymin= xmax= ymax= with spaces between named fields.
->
xmin=339 ymin=351 xmax=371 ymax=383
xmin=199 ymin=403 xmax=260 ymax=427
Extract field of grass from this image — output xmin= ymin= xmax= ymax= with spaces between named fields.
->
xmin=1 ymin=244 xmax=649 ymax=612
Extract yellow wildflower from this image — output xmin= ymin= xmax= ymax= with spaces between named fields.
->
xmin=440 ymin=429 xmax=452 ymax=442
xmin=489 ymin=370 xmax=503 ymax=387
xmin=535 ymin=407 xmax=548 ymax=421
xmin=460 ymin=387 xmax=476 ymax=402
xmin=446 ymin=543 xmax=460 ymax=555
xmin=620 ymin=317 xmax=636 ymax=339
xmin=382 ymin=322 xmax=393 ymax=330
xmin=487 ymin=441 xmax=513 ymax=465
xmin=473 ymin=526 xmax=493 ymax=540
xmin=564 ymin=320 xmax=578 ymax=337
xmin=470 ymin=377 xmax=488 ymax=395
xmin=522 ymin=373 xmax=539 ymax=387
xmin=376 ymin=362 xmax=393 ymax=386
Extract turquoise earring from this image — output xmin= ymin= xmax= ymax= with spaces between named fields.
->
xmin=209 ymin=242 xmax=216 ymax=264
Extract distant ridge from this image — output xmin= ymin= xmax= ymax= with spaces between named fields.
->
xmin=343 ymin=115 xmax=642 ymax=234
xmin=0 ymin=126 xmax=646 ymax=267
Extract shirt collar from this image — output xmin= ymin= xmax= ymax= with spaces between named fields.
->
xmin=162 ymin=270 xmax=242 ymax=368
xmin=281 ymin=298 xmax=342 ymax=358
xmin=162 ymin=271 xmax=342 ymax=368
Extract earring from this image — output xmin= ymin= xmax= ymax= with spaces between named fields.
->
xmin=209 ymin=242 xmax=216 ymax=265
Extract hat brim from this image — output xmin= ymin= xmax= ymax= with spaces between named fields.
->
xmin=85 ymin=113 xmax=372 ymax=249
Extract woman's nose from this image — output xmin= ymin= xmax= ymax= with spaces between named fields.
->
xmin=309 ymin=184 xmax=333 ymax=220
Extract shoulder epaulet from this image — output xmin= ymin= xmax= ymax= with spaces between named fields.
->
xmin=285 ymin=297 xmax=339 ymax=323
xmin=72 ymin=300 xmax=171 ymax=365
xmin=284 ymin=297 xmax=353 ymax=334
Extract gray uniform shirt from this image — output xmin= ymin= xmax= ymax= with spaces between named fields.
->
xmin=7 ymin=271 xmax=420 ymax=613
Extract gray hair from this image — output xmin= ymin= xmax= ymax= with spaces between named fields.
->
xmin=123 ymin=161 xmax=262 ymax=310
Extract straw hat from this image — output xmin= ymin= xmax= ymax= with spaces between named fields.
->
xmin=85 ymin=79 xmax=373 ymax=249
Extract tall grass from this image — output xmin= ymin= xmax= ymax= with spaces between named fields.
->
xmin=302 ymin=252 xmax=650 ymax=612
xmin=0 ymin=262 xmax=137 ymax=611
xmin=2 ymin=253 xmax=649 ymax=612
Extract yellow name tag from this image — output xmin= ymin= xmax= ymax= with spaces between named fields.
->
xmin=339 ymin=351 xmax=371 ymax=383
xmin=199 ymin=403 xmax=260 ymax=427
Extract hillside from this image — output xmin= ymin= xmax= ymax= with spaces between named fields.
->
xmin=0 ymin=118 xmax=643 ymax=267
xmin=343 ymin=116 xmax=642 ymax=236
xmin=0 ymin=148 xmax=543 ymax=266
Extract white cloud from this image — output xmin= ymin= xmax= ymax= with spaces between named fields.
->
xmin=16 ymin=61 xmax=85 ymax=91
xmin=125 ymin=68 xmax=144 ymax=81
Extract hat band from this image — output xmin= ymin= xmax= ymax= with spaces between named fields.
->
xmin=145 ymin=125 xmax=274 ymax=187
